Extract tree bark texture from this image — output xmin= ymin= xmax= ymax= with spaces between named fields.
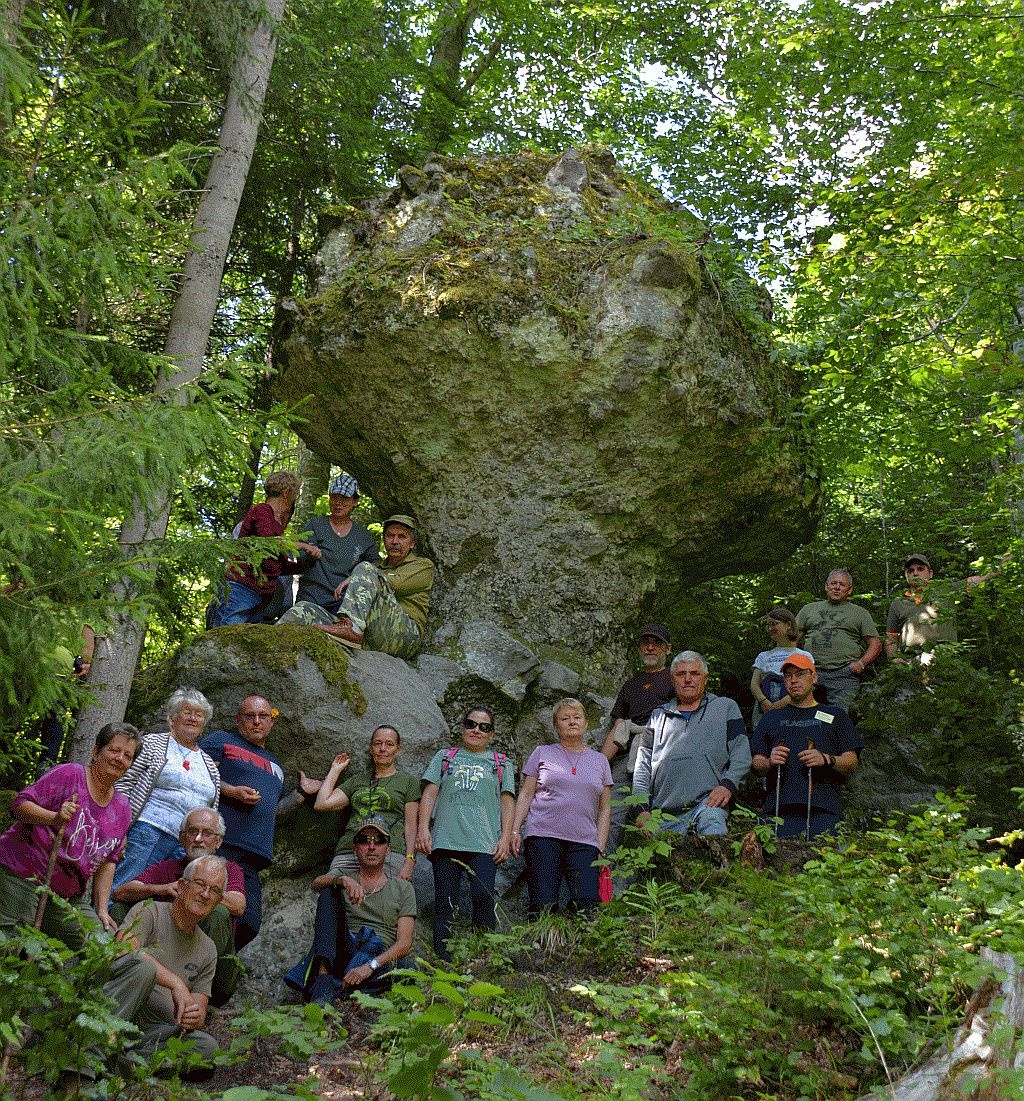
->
xmin=71 ymin=0 xmax=287 ymax=760
xmin=857 ymin=947 xmax=1024 ymax=1100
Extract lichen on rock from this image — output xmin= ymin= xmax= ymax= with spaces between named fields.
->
xmin=279 ymin=146 xmax=816 ymax=676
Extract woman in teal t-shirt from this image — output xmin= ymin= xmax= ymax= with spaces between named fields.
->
xmin=314 ymin=725 xmax=420 ymax=879
xmin=417 ymin=706 xmax=515 ymax=960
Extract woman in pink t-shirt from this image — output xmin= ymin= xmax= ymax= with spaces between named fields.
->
xmin=0 ymin=722 xmax=141 ymax=943
xmin=511 ymin=698 xmax=613 ymax=916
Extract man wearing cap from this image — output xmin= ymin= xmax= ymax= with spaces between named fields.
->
xmin=750 ymin=652 xmax=863 ymax=838
xmin=796 ymin=569 xmax=881 ymax=712
xmin=599 ymin=625 xmax=675 ymax=852
xmin=279 ymin=474 xmax=379 ymax=621
xmin=633 ymin=650 xmax=750 ymax=837
xmin=885 ymin=553 xmax=994 ymax=665
xmin=285 ymin=816 xmax=417 ymax=1006
xmin=315 ymin=514 xmax=434 ymax=659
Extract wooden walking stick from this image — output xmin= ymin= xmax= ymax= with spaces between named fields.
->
xmin=0 ymin=794 xmax=78 ymax=1079
xmin=34 ymin=793 xmax=78 ymax=929
xmin=805 ymin=739 xmax=814 ymax=840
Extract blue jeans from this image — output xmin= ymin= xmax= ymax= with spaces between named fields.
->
xmin=523 ymin=836 xmax=600 ymax=916
xmin=210 ymin=580 xmax=271 ymax=627
xmin=112 ymin=822 xmax=184 ymax=890
xmin=817 ymin=667 xmax=859 ymax=713
xmin=658 ymin=794 xmax=729 ymax=837
xmin=219 ymin=844 xmax=263 ymax=949
xmin=430 ymin=849 xmax=497 ymax=961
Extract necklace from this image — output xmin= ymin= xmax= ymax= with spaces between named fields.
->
xmin=359 ymin=874 xmax=387 ymax=896
xmin=558 ymin=744 xmax=584 ymax=776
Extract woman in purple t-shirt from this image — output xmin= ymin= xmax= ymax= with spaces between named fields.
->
xmin=0 ymin=722 xmax=141 ymax=944
xmin=511 ymin=698 xmax=613 ymax=915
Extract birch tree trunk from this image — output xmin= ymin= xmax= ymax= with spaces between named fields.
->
xmin=71 ymin=0 xmax=287 ymax=760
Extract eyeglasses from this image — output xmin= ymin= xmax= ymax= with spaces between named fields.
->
xmin=240 ymin=711 xmax=272 ymax=721
xmin=177 ymin=709 xmax=206 ymax=720
xmin=463 ymin=718 xmax=494 ymax=733
xmin=186 ymin=879 xmax=224 ymax=898
xmin=354 ymin=835 xmax=387 ymax=846
xmin=184 ymin=828 xmax=222 ymax=841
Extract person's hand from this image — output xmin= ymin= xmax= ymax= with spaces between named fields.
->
xmin=342 ymin=962 xmax=373 ymax=988
xmin=798 ymin=747 xmax=826 ymax=768
xmin=96 ymin=908 xmax=118 ymax=933
xmin=55 ymin=798 xmax=78 ymax=825
xmin=493 ymin=836 xmax=511 ymax=864
xmin=849 ymin=659 xmax=864 ymax=676
xmin=768 ymin=745 xmax=790 ymax=767
xmin=330 ymin=753 xmax=350 ymax=772
xmin=311 ymin=873 xmax=337 ymax=891
xmin=333 ymin=578 xmax=352 ymax=599
xmin=160 ymin=882 xmax=179 ymax=900
xmin=170 ymin=979 xmax=193 ymax=1026
xmin=636 ymin=811 xmax=652 ymax=833
xmin=399 ymin=857 xmax=415 ymax=881
xmin=416 ymin=830 xmax=432 ymax=856
xmin=296 ymin=542 xmax=322 ymax=559
xmin=224 ymin=783 xmax=261 ymax=805
xmin=704 ymin=785 xmax=732 ymax=809
xmin=338 ymin=876 xmax=364 ymax=905
xmin=298 ymin=770 xmax=322 ymax=796
xmin=178 ymin=997 xmax=204 ymax=1030
xmin=509 ymin=831 xmax=522 ymax=858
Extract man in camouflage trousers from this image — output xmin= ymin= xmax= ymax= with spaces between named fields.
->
xmin=282 ymin=515 xmax=434 ymax=660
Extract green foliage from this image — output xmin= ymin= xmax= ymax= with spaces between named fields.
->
xmin=227 ymin=1002 xmax=348 ymax=1063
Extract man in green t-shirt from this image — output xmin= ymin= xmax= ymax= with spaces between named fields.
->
xmin=796 ymin=569 xmax=881 ymax=712
xmin=287 ymin=816 xmax=417 ymax=1006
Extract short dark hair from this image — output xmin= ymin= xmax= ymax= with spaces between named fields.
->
xmin=463 ymin=705 xmax=495 ymax=726
xmin=371 ymin=724 xmax=401 ymax=745
xmin=94 ymin=722 xmax=142 ymax=757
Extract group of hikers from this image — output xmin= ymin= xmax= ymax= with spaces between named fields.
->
xmin=2 ymin=460 xmax=986 ymax=1085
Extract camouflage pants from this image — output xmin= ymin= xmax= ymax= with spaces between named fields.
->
xmin=279 ymin=563 xmax=422 ymax=659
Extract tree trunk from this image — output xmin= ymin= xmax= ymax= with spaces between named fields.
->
xmin=233 ymin=186 xmax=307 ymax=527
xmin=295 ymin=442 xmax=331 ymax=521
xmin=71 ymin=0 xmax=287 ymax=760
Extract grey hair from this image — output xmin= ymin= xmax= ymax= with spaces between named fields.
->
xmin=670 ymin=650 xmax=709 ymax=674
xmin=827 ymin=568 xmax=853 ymax=587
xmin=180 ymin=808 xmax=226 ymax=837
xmin=167 ymin=686 xmax=213 ymax=726
xmin=182 ymin=854 xmax=227 ymax=884
xmin=264 ymin=470 xmax=300 ymax=499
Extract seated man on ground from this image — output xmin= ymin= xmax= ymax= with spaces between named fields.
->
xmin=284 ymin=816 xmax=416 ymax=1006
xmin=112 ymin=807 xmax=245 ymax=1005
xmin=750 ymin=653 xmax=863 ymax=838
xmin=117 ymin=855 xmax=228 ymax=1078
xmin=632 ymin=650 xmax=751 ymax=837
xmin=280 ymin=514 xmax=434 ymax=660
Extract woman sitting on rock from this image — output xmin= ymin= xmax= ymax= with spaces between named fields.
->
xmin=511 ymin=698 xmax=612 ymax=916
xmin=113 ymin=687 xmax=221 ymax=890
xmin=313 ymin=724 xmax=421 ymax=880
xmin=417 ymin=706 xmax=515 ymax=960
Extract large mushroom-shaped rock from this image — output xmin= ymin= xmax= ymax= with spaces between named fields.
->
xmin=280 ymin=148 xmax=815 ymax=672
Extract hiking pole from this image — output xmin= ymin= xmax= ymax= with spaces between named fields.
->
xmin=34 ymin=793 xmax=77 ymax=928
xmin=804 ymin=739 xmax=814 ymax=840
xmin=772 ymin=740 xmax=782 ymax=837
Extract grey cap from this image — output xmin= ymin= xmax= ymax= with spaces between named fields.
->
xmin=904 ymin=553 xmax=931 ymax=569
xmin=353 ymin=815 xmax=391 ymax=842
xmin=383 ymin=514 xmax=417 ymax=533
xmin=638 ymin=623 xmax=670 ymax=645
xmin=329 ymin=474 xmax=359 ymax=497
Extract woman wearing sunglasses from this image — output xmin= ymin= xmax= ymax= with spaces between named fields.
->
xmin=417 ymin=707 xmax=515 ymax=960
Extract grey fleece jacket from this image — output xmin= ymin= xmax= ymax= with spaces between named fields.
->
xmin=632 ymin=692 xmax=750 ymax=813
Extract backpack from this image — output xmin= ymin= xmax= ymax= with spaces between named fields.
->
xmin=440 ymin=745 xmax=507 ymax=786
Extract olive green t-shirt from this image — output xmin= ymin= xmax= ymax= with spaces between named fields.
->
xmin=796 ymin=599 xmax=879 ymax=671
xmin=331 ymin=770 xmax=421 ymax=857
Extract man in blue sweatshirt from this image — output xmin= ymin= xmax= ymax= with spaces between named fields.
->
xmin=632 ymin=650 xmax=751 ymax=837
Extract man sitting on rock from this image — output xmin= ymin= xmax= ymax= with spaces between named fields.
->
xmin=284 ymin=816 xmax=416 ymax=1006
xmin=632 ymin=650 xmax=750 ymax=837
xmin=112 ymin=807 xmax=246 ymax=1006
xmin=281 ymin=514 xmax=434 ymax=660
xmin=117 ymin=855 xmax=228 ymax=1077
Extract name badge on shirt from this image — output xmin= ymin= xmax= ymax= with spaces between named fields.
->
xmin=814 ymin=710 xmax=834 ymax=724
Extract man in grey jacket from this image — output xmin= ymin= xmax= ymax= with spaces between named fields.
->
xmin=632 ymin=650 xmax=751 ymax=836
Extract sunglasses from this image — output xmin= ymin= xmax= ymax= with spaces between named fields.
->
xmin=354 ymin=834 xmax=387 ymax=846
xmin=462 ymin=718 xmax=494 ymax=733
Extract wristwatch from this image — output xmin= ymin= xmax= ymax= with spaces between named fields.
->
xmin=369 ymin=957 xmax=379 ymax=971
